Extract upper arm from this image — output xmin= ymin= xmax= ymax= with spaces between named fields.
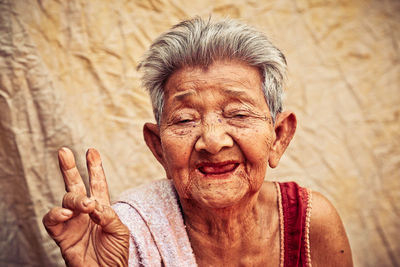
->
xmin=309 ymin=191 xmax=353 ymax=267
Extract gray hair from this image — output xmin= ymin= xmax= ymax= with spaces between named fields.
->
xmin=138 ymin=17 xmax=287 ymax=124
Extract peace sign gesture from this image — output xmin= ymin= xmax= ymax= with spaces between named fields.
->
xmin=42 ymin=148 xmax=129 ymax=267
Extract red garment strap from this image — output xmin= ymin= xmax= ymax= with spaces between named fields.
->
xmin=278 ymin=182 xmax=311 ymax=267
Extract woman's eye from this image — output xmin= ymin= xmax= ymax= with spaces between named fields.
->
xmin=225 ymin=108 xmax=251 ymax=119
xmin=234 ymin=114 xmax=247 ymax=118
xmin=177 ymin=119 xmax=193 ymax=124
xmin=229 ymin=112 xmax=249 ymax=119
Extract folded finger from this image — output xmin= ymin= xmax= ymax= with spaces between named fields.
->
xmin=59 ymin=147 xmax=86 ymax=195
xmin=43 ymin=207 xmax=73 ymax=237
xmin=62 ymin=192 xmax=95 ymax=213
xmin=86 ymin=148 xmax=110 ymax=206
xmin=90 ymin=202 xmax=129 ymax=236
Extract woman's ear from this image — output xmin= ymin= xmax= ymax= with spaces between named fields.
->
xmin=268 ymin=111 xmax=297 ymax=168
xmin=143 ymin=123 xmax=165 ymax=167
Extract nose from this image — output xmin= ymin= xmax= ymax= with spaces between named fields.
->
xmin=194 ymin=118 xmax=233 ymax=154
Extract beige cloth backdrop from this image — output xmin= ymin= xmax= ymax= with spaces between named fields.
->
xmin=0 ymin=0 xmax=399 ymax=266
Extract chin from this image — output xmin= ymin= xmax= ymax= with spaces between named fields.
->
xmin=188 ymin=182 xmax=250 ymax=209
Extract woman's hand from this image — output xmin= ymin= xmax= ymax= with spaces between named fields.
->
xmin=43 ymin=148 xmax=129 ymax=267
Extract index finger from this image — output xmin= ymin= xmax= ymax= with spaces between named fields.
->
xmin=86 ymin=148 xmax=110 ymax=205
xmin=58 ymin=147 xmax=86 ymax=195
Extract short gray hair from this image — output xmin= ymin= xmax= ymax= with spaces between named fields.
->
xmin=138 ymin=17 xmax=287 ymax=124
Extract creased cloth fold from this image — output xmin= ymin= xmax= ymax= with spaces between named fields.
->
xmin=112 ymin=179 xmax=197 ymax=266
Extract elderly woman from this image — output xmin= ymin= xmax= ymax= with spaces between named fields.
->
xmin=43 ymin=17 xmax=353 ymax=266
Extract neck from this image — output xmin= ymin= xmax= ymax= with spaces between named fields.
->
xmin=181 ymin=192 xmax=263 ymax=248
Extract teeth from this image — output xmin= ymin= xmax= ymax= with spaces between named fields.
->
xmin=200 ymin=163 xmax=237 ymax=174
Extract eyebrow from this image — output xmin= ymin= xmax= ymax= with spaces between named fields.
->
xmin=224 ymin=89 xmax=247 ymax=97
xmin=172 ymin=89 xmax=197 ymax=101
xmin=223 ymin=88 xmax=258 ymax=106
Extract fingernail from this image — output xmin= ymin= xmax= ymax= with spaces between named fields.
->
xmin=60 ymin=147 xmax=69 ymax=152
xmin=62 ymin=209 xmax=73 ymax=216
xmin=59 ymin=148 xmax=75 ymax=169
xmin=86 ymin=148 xmax=101 ymax=165
xmin=83 ymin=198 xmax=92 ymax=207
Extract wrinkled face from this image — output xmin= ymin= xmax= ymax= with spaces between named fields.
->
xmin=159 ymin=60 xmax=276 ymax=208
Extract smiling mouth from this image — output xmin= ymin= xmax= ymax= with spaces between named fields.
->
xmin=198 ymin=162 xmax=239 ymax=175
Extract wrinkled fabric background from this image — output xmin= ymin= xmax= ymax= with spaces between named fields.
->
xmin=0 ymin=0 xmax=399 ymax=266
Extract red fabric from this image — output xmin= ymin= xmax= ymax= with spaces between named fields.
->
xmin=279 ymin=182 xmax=309 ymax=267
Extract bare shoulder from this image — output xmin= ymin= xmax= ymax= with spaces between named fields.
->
xmin=309 ymin=191 xmax=353 ymax=267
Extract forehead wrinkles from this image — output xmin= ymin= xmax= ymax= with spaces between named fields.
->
xmin=167 ymin=78 xmax=258 ymax=104
xmin=174 ymin=73 xmax=254 ymax=89
xmin=166 ymin=62 xmax=258 ymax=88
xmin=163 ymin=61 xmax=267 ymax=116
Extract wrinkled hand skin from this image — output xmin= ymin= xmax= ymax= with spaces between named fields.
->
xmin=42 ymin=148 xmax=129 ymax=267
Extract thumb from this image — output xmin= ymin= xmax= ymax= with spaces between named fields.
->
xmin=90 ymin=200 xmax=129 ymax=236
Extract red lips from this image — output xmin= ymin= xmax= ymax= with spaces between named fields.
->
xmin=197 ymin=161 xmax=239 ymax=175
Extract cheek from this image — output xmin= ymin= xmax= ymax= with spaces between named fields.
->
xmin=161 ymin=136 xmax=194 ymax=198
xmin=161 ymin=130 xmax=198 ymax=171
xmin=237 ymin=128 xmax=274 ymax=163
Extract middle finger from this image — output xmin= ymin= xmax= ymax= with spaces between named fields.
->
xmin=58 ymin=147 xmax=86 ymax=195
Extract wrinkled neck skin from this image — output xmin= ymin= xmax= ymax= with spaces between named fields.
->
xmin=182 ymin=191 xmax=261 ymax=243
xmin=180 ymin=182 xmax=278 ymax=266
